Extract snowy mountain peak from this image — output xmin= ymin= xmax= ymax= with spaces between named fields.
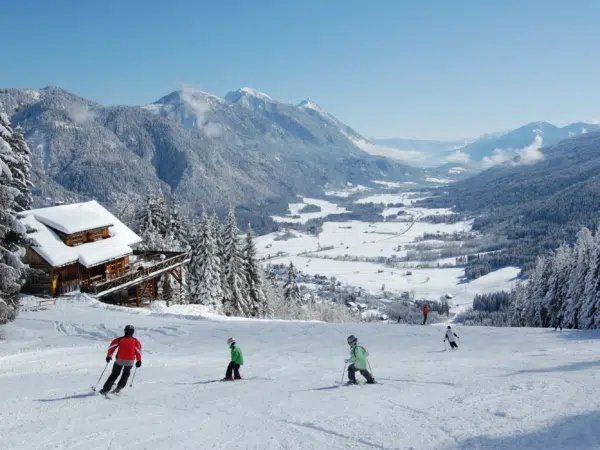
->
xmin=224 ymin=87 xmax=275 ymax=107
xmin=297 ymin=98 xmax=326 ymax=114
xmin=152 ymin=87 xmax=227 ymax=110
xmin=238 ymin=87 xmax=272 ymax=100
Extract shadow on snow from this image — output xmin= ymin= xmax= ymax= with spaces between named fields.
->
xmin=282 ymin=420 xmax=388 ymax=449
xmin=36 ymin=392 xmax=97 ymax=402
xmin=504 ymin=359 xmax=600 ymax=375
xmin=447 ymin=411 xmax=600 ymax=449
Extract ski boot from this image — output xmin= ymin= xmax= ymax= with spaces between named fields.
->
xmin=345 ymin=379 xmax=358 ymax=386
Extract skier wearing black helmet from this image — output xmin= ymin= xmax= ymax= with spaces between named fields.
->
xmin=443 ymin=325 xmax=459 ymax=349
xmin=99 ymin=325 xmax=142 ymax=395
xmin=345 ymin=335 xmax=375 ymax=384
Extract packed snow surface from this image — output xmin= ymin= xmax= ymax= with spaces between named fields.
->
xmin=2 ymin=296 xmax=600 ymax=449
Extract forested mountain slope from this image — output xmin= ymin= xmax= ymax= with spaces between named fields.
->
xmin=420 ymin=131 xmax=600 ymax=268
xmin=0 ymin=86 xmax=418 ymax=214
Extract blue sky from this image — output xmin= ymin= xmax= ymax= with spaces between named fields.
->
xmin=2 ymin=0 xmax=600 ymax=140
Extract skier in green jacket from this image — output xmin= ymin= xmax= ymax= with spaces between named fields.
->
xmin=345 ymin=335 xmax=375 ymax=384
xmin=222 ymin=337 xmax=244 ymax=381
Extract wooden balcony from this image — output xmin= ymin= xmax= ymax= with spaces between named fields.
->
xmin=81 ymin=250 xmax=189 ymax=298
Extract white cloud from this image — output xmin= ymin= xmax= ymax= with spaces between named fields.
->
xmin=66 ymin=103 xmax=95 ymax=124
xmin=179 ymin=84 xmax=224 ymax=138
xmin=482 ymin=148 xmax=513 ymax=168
xmin=517 ymin=134 xmax=545 ymax=165
xmin=480 ymin=134 xmax=545 ymax=168
xmin=348 ymin=136 xmax=426 ymax=164
xmin=446 ymin=150 xmax=472 ymax=164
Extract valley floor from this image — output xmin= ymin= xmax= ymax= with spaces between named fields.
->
xmin=1 ymin=296 xmax=600 ymax=449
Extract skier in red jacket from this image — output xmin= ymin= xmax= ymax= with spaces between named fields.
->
xmin=99 ymin=325 xmax=142 ymax=395
xmin=422 ymin=305 xmax=429 ymax=325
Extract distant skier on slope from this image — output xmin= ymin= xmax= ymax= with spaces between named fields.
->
xmin=422 ymin=305 xmax=429 ymax=325
xmin=99 ymin=325 xmax=142 ymax=395
xmin=554 ymin=316 xmax=563 ymax=332
xmin=345 ymin=335 xmax=375 ymax=384
xmin=443 ymin=325 xmax=459 ymax=349
xmin=222 ymin=337 xmax=244 ymax=381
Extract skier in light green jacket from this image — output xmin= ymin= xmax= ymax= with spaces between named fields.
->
xmin=345 ymin=335 xmax=375 ymax=384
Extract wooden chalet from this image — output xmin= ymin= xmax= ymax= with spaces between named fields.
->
xmin=20 ymin=201 xmax=189 ymax=306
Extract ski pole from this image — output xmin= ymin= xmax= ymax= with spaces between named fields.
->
xmin=340 ymin=363 xmax=347 ymax=384
xmin=130 ymin=367 xmax=138 ymax=387
xmin=368 ymin=360 xmax=375 ymax=379
xmin=91 ymin=362 xmax=109 ymax=392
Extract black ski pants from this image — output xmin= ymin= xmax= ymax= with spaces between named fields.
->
xmin=102 ymin=363 xmax=132 ymax=392
xmin=449 ymin=341 xmax=458 ymax=349
xmin=225 ymin=362 xmax=242 ymax=380
xmin=422 ymin=314 xmax=428 ymax=325
xmin=348 ymin=364 xmax=374 ymax=383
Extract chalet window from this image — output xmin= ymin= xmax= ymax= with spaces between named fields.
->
xmin=70 ymin=233 xmax=85 ymax=246
xmin=88 ymin=230 xmax=103 ymax=241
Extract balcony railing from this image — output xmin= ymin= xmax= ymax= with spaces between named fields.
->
xmin=81 ymin=251 xmax=189 ymax=297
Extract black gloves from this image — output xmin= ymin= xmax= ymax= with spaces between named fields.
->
xmin=106 ymin=356 xmax=112 ymax=363
xmin=136 ymin=361 xmax=142 ymax=368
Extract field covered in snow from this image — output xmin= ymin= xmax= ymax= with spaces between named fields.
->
xmin=258 ymin=187 xmax=519 ymax=312
xmin=271 ymin=198 xmax=347 ymax=224
xmin=1 ymin=296 xmax=600 ymax=449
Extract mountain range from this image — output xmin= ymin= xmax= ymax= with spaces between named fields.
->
xmin=0 ymin=86 xmax=429 ymax=215
xmin=375 ymin=122 xmax=600 ymax=169
xmin=420 ymin=129 xmax=600 ymax=267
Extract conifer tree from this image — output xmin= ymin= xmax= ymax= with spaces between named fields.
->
xmin=136 ymin=191 xmax=169 ymax=237
xmin=188 ymin=212 xmax=223 ymax=311
xmin=580 ymin=230 xmax=600 ymax=329
xmin=243 ymin=225 xmax=269 ymax=317
xmin=283 ymin=262 xmax=302 ymax=306
xmin=222 ymin=209 xmax=249 ymax=316
xmin=7 ymin=127 xmax=33 ymax=212
xmin=0 ymin=110 xmax=29 ymax=324
xmin=563 ymin=228 xmax=594 ymax=328
xmin=544 ymin=243 xmax=572 ymax=327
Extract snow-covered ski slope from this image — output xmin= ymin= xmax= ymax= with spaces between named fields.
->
xmin=2 ymin=297 xmax=600 ymax=449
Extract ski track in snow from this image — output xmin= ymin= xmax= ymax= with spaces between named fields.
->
xmin=2 ymin=299 xmax=600 ymax=449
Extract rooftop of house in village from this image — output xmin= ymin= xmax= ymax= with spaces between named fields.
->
xmin=20 ymin=200 xmax=143 ymax=268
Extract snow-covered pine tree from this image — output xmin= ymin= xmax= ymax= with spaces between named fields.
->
xmin=544 ymin=243 xmax=572 ymax=328
xmin=221 ymin=209 xmax=250 ymax=316
xmin=7 ymin=127 xmax=33 ymax=212
xmin=136 ymin=191 xmax=170 ymax=237
xmin=580 ymin=229 xmax=600 ymax=329
xmin=563 ymin=228 xmax=595 ymax=328
xmin=188 ymin=212 xmax=223 ymax=311
xmin=283 ymin=262 xmax=302 ymax=306
xmin=0 ymin=110 xmax=29 ymax=324
xmin=521 ymin=255 xmax=550 ymax=327
xmin=211 ymin=212 xmax=228 ymax=302
xmin=187 ymin=217 xmax=202 ymax=304
xmin=509 ymin=282 xmax=527 ymax=327
xmin=243 ymin=225 xmax=270 ymax=318
xmin=169 ymin=202 xmax=189 ymax=251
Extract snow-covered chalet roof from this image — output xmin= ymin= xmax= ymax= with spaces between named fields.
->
xmin=20 ymin=201 xmax=143 ymax=268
